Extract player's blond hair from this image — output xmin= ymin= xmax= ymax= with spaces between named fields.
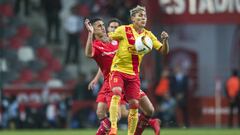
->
xmin=130 ymin=5 xmax=146 ymax=16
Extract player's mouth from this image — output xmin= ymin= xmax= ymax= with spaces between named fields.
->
xmin=140 ymin=21 xmax=146 ymax=26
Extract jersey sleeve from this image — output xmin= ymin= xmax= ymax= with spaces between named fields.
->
xmin=92 ymin=43 xmax=101 ymax=58
xmin=108 ymin=26 xmax=124 ymax=40
xmin=148 ymin=31 xmax=163 ymax=51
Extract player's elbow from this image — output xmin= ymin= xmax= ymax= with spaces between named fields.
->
xmin=158 ymin=46 xmax=169 ymax=55
xmin=161 ymin=48 xmax=169 ymax=55
xmin=161 ymin=44 xmax=169 ymax=55
xmin=85 ymin=51 xmax=93 ymax=58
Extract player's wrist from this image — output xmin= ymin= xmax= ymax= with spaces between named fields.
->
xmin=162 ymin=38 xmax=168 ymax=42
xmin=88 ymin=32 xmax=94 ymax=37
xmin=88 ymin=31 xmax=94 ymax=34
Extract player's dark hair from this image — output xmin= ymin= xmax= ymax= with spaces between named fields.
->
xmin=89 ymin=18 xmax=103 ymax=25
xmin=107 ymin=18 xmax=122 ymax=26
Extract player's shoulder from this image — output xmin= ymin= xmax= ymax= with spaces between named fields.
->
xmin=144 ymin=29 xmax=157 ymax=38
xmin=93 ymin=39 xmax=100 ymax=44
xmin=144 ymin=28 xmax=153 ymax=34
xmin=115 ymin=25 xmax=127 ymax=31
xmin=93 ymin=39 xmax=103 ymax=47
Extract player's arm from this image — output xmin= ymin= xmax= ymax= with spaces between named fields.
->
xmin=150 ymin=31 xmax=169 ymax=55
xmin=160 ymin=31 xmax=169 ymax=55
xmin=84 ymin=19 xmax=94 ymax=57
xmin=108 ymin=26 xmax=124 ymax=40
xmin=88 ymin=68 xmax=103 ymax=90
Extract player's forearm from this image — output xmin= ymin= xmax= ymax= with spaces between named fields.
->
xmin=160 ymin=39 xmax=169 ymax=55
xmin=85 ymin=32 xmax=94 ymax=57
xmin=94 ymin=68 xmax=103 ymax=81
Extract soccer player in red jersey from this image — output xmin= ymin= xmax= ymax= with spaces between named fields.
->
xmin=108 ymin=5 xmax=169 ymax=135
xmin=84 ymin=18 xmax=119 ymax=135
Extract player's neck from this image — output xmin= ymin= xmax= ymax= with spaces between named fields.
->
xmin=96 ymin=35 xmax=109 ymax=43
xmin=133 ymin=24 xmax=144 ymax=34
xmin=101 ymin=36 xmax=110 ymax=43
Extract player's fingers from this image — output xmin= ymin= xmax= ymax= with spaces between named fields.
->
xmin=88 ymin=83 xmax=92 ymax=90
xmin=85 ymin=19 xmax=92 ymax=28
xmin=90 ymin=84 xmax=95 ymax=90
xmin=161 ymin=32 xmax=168 ymax=39
xmin=84 ymin=21 xmax=88 ymax=26
xmin=85 ymin=18 xmax=89 ymax=23
xmin=161 ymin=32 xmax=166 ymax=36
xmin=89 ymin=82 xmax=96 ymax=90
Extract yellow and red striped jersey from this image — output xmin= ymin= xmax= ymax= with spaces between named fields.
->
xmin=109 ymin=24 xmax=163 ymax=75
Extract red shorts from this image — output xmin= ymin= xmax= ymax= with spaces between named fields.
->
xmin=121 ymin=90 xmax=146 ymax=103
xmin=109 ymin=71 xmax=140 ymax=101
xmin=96 ymin=79 xmax=126 ymax=108
xmin=96 ymin=80 xmax=109 ymax=103
xmin=140 ymin=90 xmax=146 ymax=98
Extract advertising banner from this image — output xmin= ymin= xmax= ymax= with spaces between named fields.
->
xmin=147 ymin=0 xmax=240 ymax=24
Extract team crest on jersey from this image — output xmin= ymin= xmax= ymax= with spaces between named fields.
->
xmin=113 ymin=78 xmax=118 ymax=83
xmin=127 ymin=46 xmax=138 ymax=55
xmin=111 ymin=40 xmax=118 ymax=46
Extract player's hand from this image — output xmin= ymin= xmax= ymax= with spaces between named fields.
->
xmin=84 ymin=19 xmax=94 ymax=33
xmin=88 ymin=79 xmax=97 ymax=90
xmin=161 ymin=31 xmax=169 ymax=40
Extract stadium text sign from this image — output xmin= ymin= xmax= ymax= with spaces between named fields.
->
xmin=159 ymin=0 xmax=240 ymax=15
xmin=148 ymin=0 xmax=240 ymax=24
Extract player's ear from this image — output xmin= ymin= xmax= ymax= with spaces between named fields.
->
xmin=131 ymin=16 xmax=135 ymax=23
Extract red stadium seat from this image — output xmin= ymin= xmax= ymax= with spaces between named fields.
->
xmin=20 ymin=68 xmax=34 ymax=82
xmin=47 ymin=58 xmax=62 ymax=72
xmin=9 ymin=36 xmax=24 ymax=50
xmin=36 ymin=47 xmax=53 ymax=62
xmin=0 ymin=4 xmax=14 ymax=17
xmin=13 ymin=68 xmax=34 ymax=85
xmin=17 ymin=25 xmax=32 ymax=40
xmin=77 ymin=4 xmax=90 ymax=17
xmin=12 ymin=79 xmax=24 ymax=85
xmin=36 ymin=68 xmax=52 ymax=83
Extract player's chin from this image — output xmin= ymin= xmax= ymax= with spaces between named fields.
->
xmin=140 ymin=23 xmax=146 ymax=28
xmin=140 ymin=22 xmax=146 ymax=27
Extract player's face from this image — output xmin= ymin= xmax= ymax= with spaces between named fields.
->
xmin=107 ymin=22 xmax=120 ymax=33
xmin=93 ymin=20 xmax=107 ymax=37
xmin=132 ymin=10 xmax=147 ymax=28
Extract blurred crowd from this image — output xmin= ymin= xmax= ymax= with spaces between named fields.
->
xmin=154 ymin=66 xmax=190 ymax=127
xmin=154 ymin=67 xmax=240 ymax=128
xmin=0 ymin=72 xmax=99 ymax=129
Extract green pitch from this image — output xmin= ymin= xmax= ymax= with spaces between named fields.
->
xmin=0 ymin=128 xmax=239 ymax=135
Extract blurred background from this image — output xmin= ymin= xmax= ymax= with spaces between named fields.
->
xmin=0 ymin=0 xmax=240 ymax=130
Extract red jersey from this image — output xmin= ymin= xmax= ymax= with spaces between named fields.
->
xmin=92 ymin=39 xmax=119 ymax=81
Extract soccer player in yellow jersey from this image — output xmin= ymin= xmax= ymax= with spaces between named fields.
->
xmin=108 ymin=5 xmax=169 ymax=135
xmin=87 ymin=18 xmax=161 ymax=135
